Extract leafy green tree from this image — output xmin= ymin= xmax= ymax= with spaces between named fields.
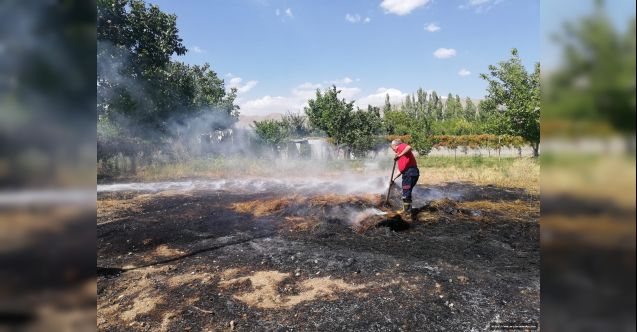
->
xmin=464 ymin=97 xmax=477 ymax=121
xmin=97 ymin=0 xmax=186 ymax=68
xmin=345 ymin=106 xmax=384 ymax=157
xmin=428 ymin=91 xmax=444 ymax=120
xmin=445 ymin=93 xmax=458 ymax=119
xmin=481 ymin=48 xmax=541 ymax=156
xmin=383 ymin=93 xmax=392 ymax=115
xmin=545 ymin=0 xmax=636 ymax=152
xmin=252 ymin=119 xmax=289 ymax=152
xmin=281 ymin=112 xmax=309 ymax=138
xmin=305 ymin=86 xmax=355 ymax=147
xmin=383 ymin=110 xmax=413 ymax=135
xmin=402 ymin=94 xmax=417 ymax=117
xmin=97 ymin=0 xmax=238 ymax=143
xmin=415 ymin=88 xmax=428 ymax=119
xmin=305 ymin=86 xmax=382 ymax=157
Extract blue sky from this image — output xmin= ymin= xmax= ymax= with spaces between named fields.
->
xmin=148 ymin=0 xmax=541 ymax=116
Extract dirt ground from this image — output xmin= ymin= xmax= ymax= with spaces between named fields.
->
xmin=97 ymin=180 xmax=539 ymax=331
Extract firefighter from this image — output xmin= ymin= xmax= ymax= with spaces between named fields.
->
xmin=390 ymin=139 xmax=420 ymax=213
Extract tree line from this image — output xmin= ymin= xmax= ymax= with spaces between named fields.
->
xmin=254 ymin=48 xmax=540 ymax=157
xmin=97 ymin=0 xmax=542 ymax=175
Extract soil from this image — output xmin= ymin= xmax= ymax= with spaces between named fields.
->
xmin=97 ymin=180 xmax=539 ymax=331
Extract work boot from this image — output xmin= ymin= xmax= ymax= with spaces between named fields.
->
xmin=397 ymin=202 xmax=411 ymax=214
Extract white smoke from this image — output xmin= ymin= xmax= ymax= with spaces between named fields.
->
xmin=97 ymin=176 xmax=387 ymax=196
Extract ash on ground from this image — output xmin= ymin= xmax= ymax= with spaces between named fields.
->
xmin=97 ymin=180 xmax=539 ymax=331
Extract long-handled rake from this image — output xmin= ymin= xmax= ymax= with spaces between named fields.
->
xmin=384 ymin=159 xmax=401 ymax=206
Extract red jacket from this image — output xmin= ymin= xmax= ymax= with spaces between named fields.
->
xmin=396 ymin=143 xmax=417 ymax=172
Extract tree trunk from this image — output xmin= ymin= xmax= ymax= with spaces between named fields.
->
xmin=532 ymin=142 xmax=539 ymax=158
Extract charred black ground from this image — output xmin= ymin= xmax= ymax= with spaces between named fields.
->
xmin=97 ymin=181 xmax=539 ymax=331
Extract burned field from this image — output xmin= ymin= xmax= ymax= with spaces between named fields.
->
xmin=97 ymin=178 xmax=539 ymax=331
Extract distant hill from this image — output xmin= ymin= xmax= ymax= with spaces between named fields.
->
xmin=236 ymin=113 xmax=284 ymax=129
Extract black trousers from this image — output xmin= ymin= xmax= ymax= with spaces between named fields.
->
xmin=401 ymin=167 xmax=420 ymax=203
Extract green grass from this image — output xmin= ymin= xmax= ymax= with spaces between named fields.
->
xmin=417 ymin=156 xmax=521 ymax=169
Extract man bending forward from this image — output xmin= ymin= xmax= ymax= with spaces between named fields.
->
xmin=390 ymin=139 xmax=420 ymax=213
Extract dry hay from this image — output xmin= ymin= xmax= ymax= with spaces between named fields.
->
xmin=304 ymin=193 xmax=381 ymax=208
xmin=284 ymin=216 xmax=320 ymax=232
xmin=229 ymin=192 xmax=405 ymax=235
xmin=231 ymin=194 xmax=381 ymax=222
xmin=98 ymin=266 xmax=169 ymax=324
xmin=425 ymin=198 xmax=459 ymax=211
xmin=153 ymin=244 xmax=185 ymax=258
xmin=218 ymin=270 xmax=366 ymax=309
xmin=231 ymin=196 xmax=297 ymax=217
xmin=458 ymin=199 xmax=538 ymax=219
xmin=98 ymin=266 xmax=214 ymax=331
xmin=542 ymin=215 xmax=636 ymax=249
xmin=0 ymin=207 xmax=87 ymax=251
xmin=97 ymin=194 xmax=154 ymax=224
xmin=231 ymin=193 xmax=382 ymax=219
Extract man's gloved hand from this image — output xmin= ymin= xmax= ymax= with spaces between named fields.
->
xmin=394 ymin=155 xmax=400 ymax=161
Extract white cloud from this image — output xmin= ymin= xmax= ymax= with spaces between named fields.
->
xmin=241 ymin=82 xmax=322 ymax=115
xmin=275 ymin=8 xmax=293 ymax=19
xmin=380 ymin=0 xmax=430 ymax=16
xmin=226 ymin=77 xmax=258 ymax=94
xmin=424 ymin=22 xmax=440 ymax=32
xmin=241 ymin=95 xmax=301 ymax=116
xmin=295 ymin=82 xmax=322 ymax=90
xmin=240 ymin=82 xmax=366 ymax=116
xmin=328 ymin=77 xmax=354 ymax=85
xmin=355 ymin=87 xmax=407 ymax=108
xmin=240 ymin=83 xmax=426 ymax=115
xmin=433 ymin=48 xmax=457 ymax=59
xmin=345 ymin=13 xmax=361 ymax=23
xmin=458 ymin=68 xmax=471 ymax=76
xmin=346 ymin=14 xmax=371 ymax=24
xmin=191 ymin=46 xmax=205 ymax=54
xmin=461 ymin=0 xmax=505 ymax=13
xmin=292 ymin=82 xmax=322 ymax=100
xmin=338 ymin=86 xmax=362 ymax=100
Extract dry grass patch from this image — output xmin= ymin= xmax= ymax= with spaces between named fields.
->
xmin=0 ymin=207 xmax=87 ymax=251
xmin=231 ymin=197 xmax=294 ymax=217
xmin=231 ymin=194 xmax=382 ymax=218
xmin=459 ymin=200 xmax=539 ymax=220
xmin=98 ymin=266 xmax=213 ymax=331
xmin=218 ymin=270 xmax=366 ymax=309
xmin=542 ymin=156 xmax=635 ymax=209
xmin=305 ymin=193 xmax=381 ymax=208
xmin=542 ymin=215 xmax=636 ymax=249
xmin=284 ymin=216 xmax=320 ymax=232
xmin=419 ymin=158 xmax=539 ymax=194
xmin=153 ymin=244 xmax=185 ymax=258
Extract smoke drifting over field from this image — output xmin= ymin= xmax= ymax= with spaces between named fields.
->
xmin=98 ymin=177 xmax=386 ymax=195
